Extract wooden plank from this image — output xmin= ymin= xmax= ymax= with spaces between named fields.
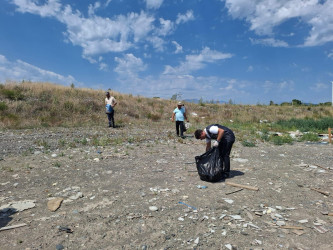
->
xmin=225 ymin=188 xmax=243 ymax=195
xmin=225 ymin=182 xmax=259 ymax=191
xmin=281 ymin=225 xmax=304 ymax=230
xmin=310 ymin=188 xmax=330 ymax=196
xmin=0 ymin=223 xmax=27 ymax=232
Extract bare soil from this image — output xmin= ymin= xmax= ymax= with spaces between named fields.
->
xmin=0 ymin=126 xmax=332 ymax=249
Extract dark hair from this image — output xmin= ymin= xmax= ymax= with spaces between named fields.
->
xmin=194 ymin=129 xmax=203 ymax=139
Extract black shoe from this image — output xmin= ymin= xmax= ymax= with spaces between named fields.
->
xmin=223 ymin=172 xmax=230 ymax=178
xmin=108 ymin=124 xmax=112 ymax=127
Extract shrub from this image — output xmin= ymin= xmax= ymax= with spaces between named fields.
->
xmin=270 ymin=135 xmax=293 ymax=145
xmin=0 ymin=101 xmax=7 ymax=111
xmin=299 ymin=132 xmax=320 ymax=142
xmin=147 ymin=113 xmax=161 ymax=121
xmin=241 ymin=140 xmax=256 ymax=147
xmin=1 ymin=89 xmax=25 ymax=100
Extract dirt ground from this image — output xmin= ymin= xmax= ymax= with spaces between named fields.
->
xmin=0 ymin=125 xmax=332 ymax=250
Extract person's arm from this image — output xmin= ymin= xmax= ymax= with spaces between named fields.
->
xmin=183 ymin=111 xmax=188 ymax=122
xmin=171 ymin=112 xmax=175 ymax=122
xmin=206 ymin=141 xmax=211 ymax=152
xmin=112 ymin=97 xmax=117 ymax=107
xmin=216 ymin=128 xmax=225 ymax=144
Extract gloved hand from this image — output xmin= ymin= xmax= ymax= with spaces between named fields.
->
xmin=213 ymin=141 xmax=219 ymax=147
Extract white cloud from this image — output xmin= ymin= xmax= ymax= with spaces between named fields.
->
xmin=13 ymin=0 xmax=61 ymax=17
xmin=172 ymin=41 xmax=183 ymax=54
xmin=88 ymin=2 xmax=101 ymax=16
xmin=310 ymin=82 xmax=329 ymax=92
xmin=163 ymin=47 xmax=233 ymax=74
xmin=250 ymin=37 xmax=288 ymax=47
xmin=247 ymin=65 xmax=253 ymax=72
xmin=176 ymin=10 xmax=195 ymax=24
xmin=262 ymin=80 xmax=294 ymax=94
xmin=12 ymin=1 xmax=187 ymax=63
xmin=327 ymin=50 xmax=333 ymax=59
xmin=0 ymin=54 xmax=78 ymax=85
xmin=145 ymin=0 xmax=164 ymax=9
xmin=156 ymin=18 xmax=174 ymax=36
xmin=223 ymin=0 xmax=333 ymax=47
xmin=114 ymin=54 xmax=147 ymax=77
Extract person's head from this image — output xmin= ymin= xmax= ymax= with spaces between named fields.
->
xmin=194 ymin=129 xmax=206 ymax=140
xmin=177 ymin=101 xmax=183 ymax=108
xmin=105 ymin=91 xmax=110 ymax=97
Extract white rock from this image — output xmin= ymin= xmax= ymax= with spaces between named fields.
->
xmin=51 ymin=154 xmax=57 ymax=158
xmin=149 ymin=206 xmax=159 ymax=211
xmin=223 ymin=198 xmax=234 ymax=204
xmin=94 ymin=158 xmax=100 ymax=162
xmin=276 ymin=221 xmax=286 ymax=226
xmin=225 ymin=244 xmax=232 ymax=250
xmin=232 ymin=158 xmax=248 ymax=163
xmin=178 ymin=217 xmax=184 ymax=221
xmin=298 ymin=219 xmax=308 ymax=224
xmin=0 ymin=200 xmax=36 ymax=212
xmin=194 ymin=237 xmax=200 ymax=244
xmin=230 ymin=215 xmax=242 ymax=220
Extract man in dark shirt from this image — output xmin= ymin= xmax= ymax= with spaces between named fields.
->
xmin=194 ymin=124 xmax=235 ymax=177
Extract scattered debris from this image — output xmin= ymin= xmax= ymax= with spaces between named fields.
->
xmin=0 ymin=200 xmax=36 ymax=212
xmin=226 ymin=182 xmax=259 ymax=191
xmin=225 ymin=188 xmax=243 ymax=195
xmin=0 ymin=223 xmax=27 ymax=232
xmin=310 ymin=188 xmax=330 ymax=196
xmin=57 ymin=226 xmax=73 ymax=233
xmin=149 ymin=206 xmax=159 ymax=212
xmin=47 ymin=197 xmax=64 ymax=212
xmin=178 ymin=202 xmax=197 ymax=210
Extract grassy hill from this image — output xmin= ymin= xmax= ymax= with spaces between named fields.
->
xmin=1 ymin=81 xmax=332 ymax=139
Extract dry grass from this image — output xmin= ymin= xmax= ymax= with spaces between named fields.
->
xmin=0 ymin=81 xmax=332 ymax=132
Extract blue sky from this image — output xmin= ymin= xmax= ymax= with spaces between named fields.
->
xmin=1 ymin=0 xmax=333 ymax=104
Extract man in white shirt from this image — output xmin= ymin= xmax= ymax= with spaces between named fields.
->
xmin=105 ymin=92 xmax=117 ymax=128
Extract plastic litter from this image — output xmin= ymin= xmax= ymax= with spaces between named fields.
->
xmin=195 ymin=147 xmax=224 ymax=182
xmin=178 ymin=201 xmax=197 ymax=211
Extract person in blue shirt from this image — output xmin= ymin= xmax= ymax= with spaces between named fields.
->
xmin=171 ymin=101 xmax=188 ymax=138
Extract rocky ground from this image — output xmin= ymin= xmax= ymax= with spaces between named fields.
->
xmin=0 ymin=125 xmax=332 ymax=250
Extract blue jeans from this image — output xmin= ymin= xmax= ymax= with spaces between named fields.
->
xmin=175 ymin=121 xmax=184 ymax=136
xmin=107 ymin=111 xmax=115 ymax=127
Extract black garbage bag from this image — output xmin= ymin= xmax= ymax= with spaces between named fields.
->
xmin=195 ymin=147 xmax=224 ymax=182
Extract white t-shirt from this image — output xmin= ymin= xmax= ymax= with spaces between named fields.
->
xmin=105 ymin=96 xmax=116 ymax=107
xmin=205 ymin=125 xmax=218 ymax=143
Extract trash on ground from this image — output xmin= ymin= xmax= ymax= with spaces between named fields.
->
xmin=57 ymin=226 xmax=73 ymax=233
xmin=47 ymin=197 xmax=64 ymax=212
xmin=178 ymin=201 xmax=197 ymax=210
xmin=226 ymin=182 xmax=259 ymax=191
xmin=0 ymin=223 xmax=27 ymax=231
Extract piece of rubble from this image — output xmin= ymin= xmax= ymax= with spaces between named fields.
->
xmin=0 ymin=200 xmax=36 ymax=212
xmin=47 ymin=197 xmax=64 ymax=212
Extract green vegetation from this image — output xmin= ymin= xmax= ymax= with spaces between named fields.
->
xmin=299 ymin=132 xmax=320 ymax=142
xmin=274 ymin=117 xmax=333 ymax=132
xmin=0 ymin=81 xmax=332 ymax=146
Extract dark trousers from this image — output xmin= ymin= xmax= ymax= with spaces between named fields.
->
xmin=175 ymin=121 xmax=184 ymax=136
xmin=218 ymin=138 xmax=235 ymax=173
xmin=107 ymin=111 xmax=115 ymax=128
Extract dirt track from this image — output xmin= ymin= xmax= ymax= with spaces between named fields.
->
xmin=0 ymin=126 xmax=332 ymax=249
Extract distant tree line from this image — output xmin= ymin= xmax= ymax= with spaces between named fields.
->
xmin=270 ymin=99 xmax=332 ymax=106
